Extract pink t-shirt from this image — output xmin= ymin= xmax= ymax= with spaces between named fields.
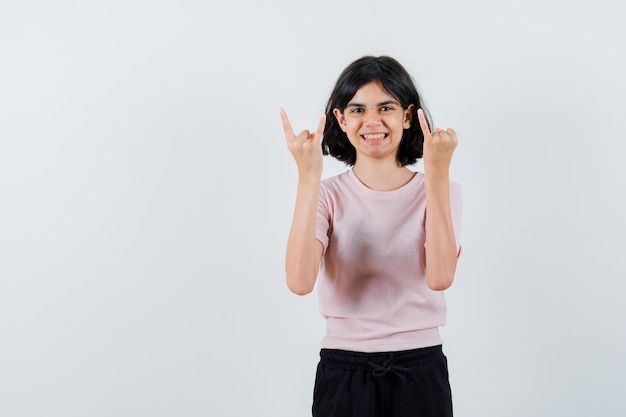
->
xmin=315 ymin=169 xmax=463 ymax=352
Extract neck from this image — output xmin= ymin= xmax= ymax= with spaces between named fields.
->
xmin=352 ymin=159 xmax=415 ymax=191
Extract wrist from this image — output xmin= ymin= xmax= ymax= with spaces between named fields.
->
xmin=297 ymin=172 xmax=322 ymax=185
xmin=424 ymin=167 xmax=450 ymax=182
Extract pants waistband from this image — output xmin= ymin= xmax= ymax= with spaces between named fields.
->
xmin=319 ymin=345 xmax=444 ymax=372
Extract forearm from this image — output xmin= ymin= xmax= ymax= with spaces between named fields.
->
xmin=285 ymin=174 xmax=322 ymax=295
xmin=424 ymin=170 xmax=458 ymax=291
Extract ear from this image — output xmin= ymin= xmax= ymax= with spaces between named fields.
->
xmin=333 ymin=108 xmax=346 ymax=132
xmin=403 ymin=104 xmax=415 ymax=129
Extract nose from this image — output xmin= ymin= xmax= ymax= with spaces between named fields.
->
xmin=364 ymin=109 xmax=381 ymax=126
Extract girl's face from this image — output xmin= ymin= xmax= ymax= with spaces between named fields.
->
xmin=333 ymin=81 xmax=413 ymax=164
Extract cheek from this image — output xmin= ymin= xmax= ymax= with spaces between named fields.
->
xmin=343 ymin=119 xmax=360 ymax=132
xmin=344 ymin=127 xmax=362 ymax=142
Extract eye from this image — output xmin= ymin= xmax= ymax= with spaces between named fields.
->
xmin=380 ymin=106 xmax=395 ymax=112
xmin=349 ymin=107 xmax=363 ymax=113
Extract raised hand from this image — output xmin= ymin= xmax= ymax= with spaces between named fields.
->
xmin=280 ymin=107 xmax=326 ymax=178
xmin=417 ymin=108 xmax=458 ymax=172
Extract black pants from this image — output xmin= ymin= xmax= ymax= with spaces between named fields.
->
xmin=312 ymin=345 xmax=453 ymax=417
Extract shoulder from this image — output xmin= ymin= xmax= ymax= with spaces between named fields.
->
xmin=322 ymin=169 xmax=351 ymax=184
xmin=321 ymin=170 xmax=352 ymax=193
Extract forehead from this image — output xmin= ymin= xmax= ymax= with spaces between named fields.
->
xmin=348 ymin=81 xmax=398 ymax=105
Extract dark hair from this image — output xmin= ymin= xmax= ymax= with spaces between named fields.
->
xmin=322 ymin=56 xmax=432 ymax=166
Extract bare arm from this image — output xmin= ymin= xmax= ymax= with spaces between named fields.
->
xmin=281 ymin=108 xmax=326 ymax=295
xmin=418 ymin=109 xmax=459 ymax=291
xmin=286 ymin=175 xmax=324 ymax=295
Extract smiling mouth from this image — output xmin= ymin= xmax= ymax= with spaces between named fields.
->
xmin=362 ymin=133 xmax=387 ymax=140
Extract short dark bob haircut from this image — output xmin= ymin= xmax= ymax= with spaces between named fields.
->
xmin=322 ymin=55 xmax=433 ymax=166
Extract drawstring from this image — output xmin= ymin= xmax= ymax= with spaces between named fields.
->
xmin=367 ymin=353 xmax=416 ymax=384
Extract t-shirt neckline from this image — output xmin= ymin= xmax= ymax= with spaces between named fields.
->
xmin=346 ymin=168 xmax=422 ymax=201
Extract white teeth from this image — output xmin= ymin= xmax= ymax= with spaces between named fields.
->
xmin=363 ymin=133 xmax=385 ymax=140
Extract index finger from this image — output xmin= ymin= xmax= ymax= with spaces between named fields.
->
xmin=279 ymin=107 xmax=296 ymax=139
xmin=417 ymin=108 xmax=431 ymax=138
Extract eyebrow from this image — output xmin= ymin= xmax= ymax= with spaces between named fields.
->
xmin=346 ymin=100 xmax=399 ymax=108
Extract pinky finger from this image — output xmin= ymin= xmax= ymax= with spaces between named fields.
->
xmin=313 ymin=114 xmax=326 ymax=144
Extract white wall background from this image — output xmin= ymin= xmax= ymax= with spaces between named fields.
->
xmin=1 ymin=1 xmax=625 ymax=416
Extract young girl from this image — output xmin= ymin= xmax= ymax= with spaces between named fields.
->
xmin=280 ymin=55 xmax=462 ymax=417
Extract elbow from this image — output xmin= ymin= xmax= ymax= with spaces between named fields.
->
xmin=286 ymin=274 xmax=315 ymax=295
xmin=289 ymin=286 xmax=314 ymax=296
xmin=427 ymin=278 xmax=453 ymax=291
xmin=285 ymin=258 xmax=318 ymax=295
xmin=425 ymin=269 xmax=456 ymax=291
xmin=425 ymin=252 xmax=458 ymax=291
xmin=287 ymin=281 xmax=314 ymax=296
